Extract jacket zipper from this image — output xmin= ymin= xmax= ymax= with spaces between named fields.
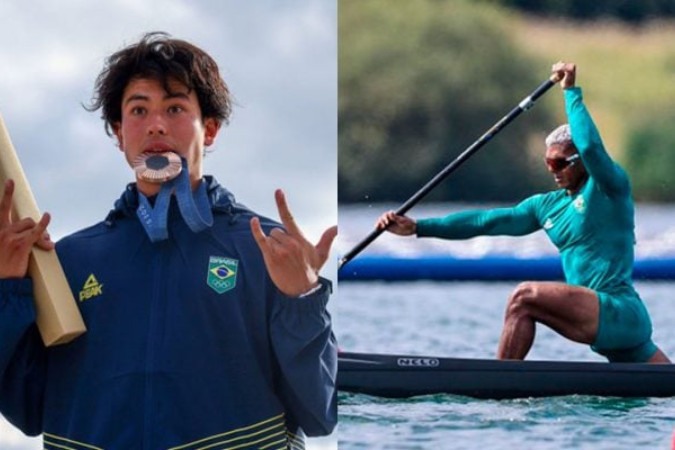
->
xmin=144 ymin=242 xmax=167 ymax=449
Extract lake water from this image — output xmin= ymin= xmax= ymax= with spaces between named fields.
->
xmin=336 ymin=203 xmax=675 ymax=450
xmin=335 ymin=281 xmax=675 ymax=450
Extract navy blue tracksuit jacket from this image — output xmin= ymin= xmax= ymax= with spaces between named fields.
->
xmin=0 ymin=177 xmax=337 ymax=449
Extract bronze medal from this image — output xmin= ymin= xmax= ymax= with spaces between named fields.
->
xmin=133 ymin=152 xmax=182 ymax=183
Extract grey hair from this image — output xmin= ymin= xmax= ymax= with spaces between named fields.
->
xmin=545 ymin=124 xmax=573 ymax=148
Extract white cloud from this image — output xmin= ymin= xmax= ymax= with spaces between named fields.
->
xmin=109 ymin=0 xmax=195 ymax=19
xmin=270 ymin=2 xmax=336 ymax=58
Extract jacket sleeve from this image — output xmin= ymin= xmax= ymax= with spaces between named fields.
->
xmin=270 ymin=277 xmax=337 ymax=437
xmin=0 ymin=279 xmax=46 ymax=436
xmin=416 ymin=195 xmax=543 ymax=240
xmin=565 ymin=87 xmax=630 ymax=197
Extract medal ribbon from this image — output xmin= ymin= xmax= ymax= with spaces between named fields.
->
xmin=136 ymin=158 xmax=214 ymax=242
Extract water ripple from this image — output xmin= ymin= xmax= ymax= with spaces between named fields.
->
xmin=337 ymin=281 xmax=675 ymax=449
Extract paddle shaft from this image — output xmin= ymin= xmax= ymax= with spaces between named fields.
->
xmin=339 ymin=74 xmax=561 ymax=270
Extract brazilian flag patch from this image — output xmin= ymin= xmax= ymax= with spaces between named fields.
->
xmin=207 ymin=256 xmax=238 ymax=294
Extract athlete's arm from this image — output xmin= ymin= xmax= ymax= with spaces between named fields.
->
xmin=415 ymin=195 xmax=543 ymax=240
xmin=565 ymin=87 xmax=630 ymax=197
xmin=0 ymin=279 xmax=46 ymax=435
xmin=269 ymin=278 xmax=337 ymax=436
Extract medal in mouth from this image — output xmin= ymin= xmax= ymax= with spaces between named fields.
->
xmin=133 ymin=152 xmax=182 ymax=183
xmin=134 ymin=154 xmax=214 ymax=242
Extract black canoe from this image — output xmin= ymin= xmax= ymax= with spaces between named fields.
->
xmin=338 ymin=351 xmax=675 ymax=399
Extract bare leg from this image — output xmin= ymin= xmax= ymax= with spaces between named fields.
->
xmin=497 ymin=282 xmax=599 ymax=360
xmin=497 ymin=309 xmax=536 ymax=359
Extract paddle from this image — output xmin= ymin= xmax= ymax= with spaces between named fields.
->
xmin=339 ymin=73 xmax=562 ymax=270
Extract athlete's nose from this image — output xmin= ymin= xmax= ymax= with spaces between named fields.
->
xmin=147 ymin=113 xmax=167 ymax=135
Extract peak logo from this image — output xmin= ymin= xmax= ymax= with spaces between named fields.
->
xmin=79 ymin=274 xmax=104 ymax=302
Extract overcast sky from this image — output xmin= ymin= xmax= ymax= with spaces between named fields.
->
xmin=0 ymin=0 xmax=336 ymax=448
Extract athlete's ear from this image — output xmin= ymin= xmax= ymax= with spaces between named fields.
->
xmin=203 ymin=118 xmax=221 ymax=147
xmin=112 ymin=122 xmax=123 ymax=151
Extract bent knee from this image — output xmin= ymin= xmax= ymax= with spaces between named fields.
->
xmin=506 ymin=282 xmax=539 ymax=315
xmin=511 ymin=282 xmax=540 ymax=304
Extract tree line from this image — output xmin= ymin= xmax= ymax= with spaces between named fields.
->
xmin=485 ymin=0 xmax=675 ymax=23
xmin=339 ymin=0 xmax=675 ymax=203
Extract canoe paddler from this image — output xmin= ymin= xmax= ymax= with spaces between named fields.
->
xmin=377 ymin=62 xmax=670 ymax=364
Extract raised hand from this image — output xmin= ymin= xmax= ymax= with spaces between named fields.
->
xmin=250 ymin=189 xmax=337 ymax=297
xmin=552 ymin=61 xmax=576 ymax=89
xmin=0 ymin=179 xmax=55 ymax=279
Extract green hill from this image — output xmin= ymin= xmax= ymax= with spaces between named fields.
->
xmin=338 ymin=1 xmax=675 ymax=202
xmin=511 ymin=16 xmax=675 ymax=159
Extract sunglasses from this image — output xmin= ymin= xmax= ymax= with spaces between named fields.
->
xmin=545 ymin=153 xmax=580 ymax=172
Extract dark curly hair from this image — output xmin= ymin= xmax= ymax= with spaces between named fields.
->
xmin=87 ymin=32 xmax=232 ymax=136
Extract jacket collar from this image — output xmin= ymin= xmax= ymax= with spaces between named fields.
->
xmin=105 ymin=176 xmax=239 ymax=225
